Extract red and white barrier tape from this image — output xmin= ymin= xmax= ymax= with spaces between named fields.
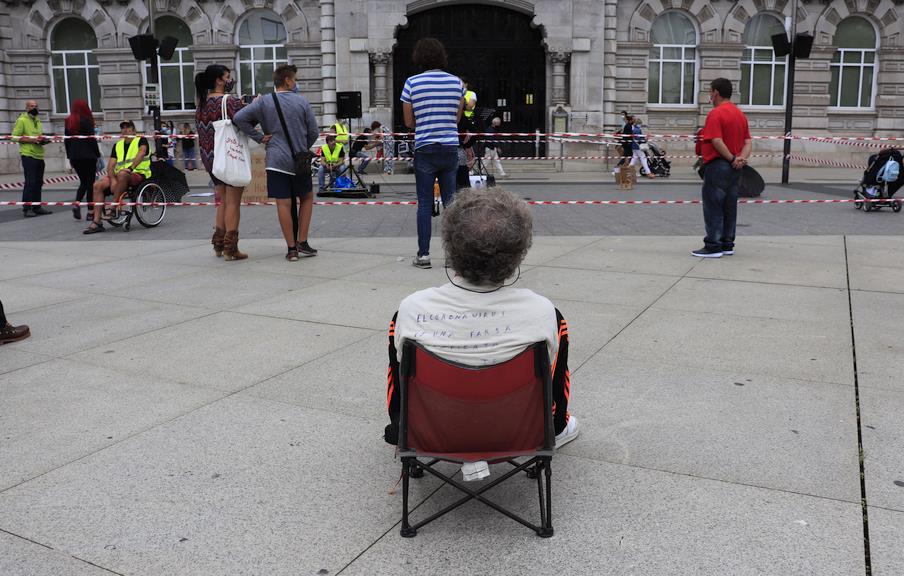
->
xmin=3 ymin=198 xmax=898 ymax=208
xmin=787 ymin=154 xmax=866 ymax=170
xmin=4 ymin=132 xmax=904 ymax=142
xmin=0 ymin=171 xmax=106 ymax=191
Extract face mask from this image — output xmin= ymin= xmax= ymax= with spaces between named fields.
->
xmin=224 ymin=80 xmax=236 ymax=93
xmin=28 ymin=108 xmax=38 ymax=117
xmin=291 ymin=83 xmax=300 ymax=94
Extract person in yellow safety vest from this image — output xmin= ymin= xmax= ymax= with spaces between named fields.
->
xmin=84 ymin=120 xmax=150 ymax=234
xmin=332 ymin=121 xmax=350 ymax=146
xmin=318 ymin=131 xmax=348 ymax=192
xmin=462 ymin=78 xmax=477 ymax=120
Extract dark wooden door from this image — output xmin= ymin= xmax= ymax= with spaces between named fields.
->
xmin=393 ymin=4 xmax=546 ymax=157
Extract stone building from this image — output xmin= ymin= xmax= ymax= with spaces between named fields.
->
xmin=1 ymin=0 xmax=902 ymax=172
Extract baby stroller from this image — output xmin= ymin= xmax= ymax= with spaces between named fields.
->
xmin=853 ymin=148 xmax=902 ymax=213
xmin=643 ymin=141 xmax=671 ymax=177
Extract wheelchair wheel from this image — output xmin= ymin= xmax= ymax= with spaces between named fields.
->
xmin=893 ymin=200 xmax=902 ymax=213
xmin=134 ymin=182 xmax=166 ymax=228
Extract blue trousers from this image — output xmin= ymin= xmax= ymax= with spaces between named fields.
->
xmin=413 ymin=144 xmax=458 ymax=256
xmin=701 ymin=159 xmax=740 ymax=251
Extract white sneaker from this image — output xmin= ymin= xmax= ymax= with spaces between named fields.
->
xmin=412 ymin=255 xmax=431 ymax=269
xmin=555 ymin=416 xmax=579 ymax=448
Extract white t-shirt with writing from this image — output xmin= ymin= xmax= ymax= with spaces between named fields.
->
xmin=394 ymin=280 xmax=559 ymax=367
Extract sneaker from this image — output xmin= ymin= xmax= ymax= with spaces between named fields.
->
xmin=691 ymin=246 xmax=723 ymax=258
xmin=297 ymin=241 xmax=318 ymax=257
xmin=23 ymin=209 xmax=38 ymax=218
xmin=31 ymin=207 xmax=52 ymax=216
xmin=286 ymin=248 xmax=299 ymax=262
xmin=722 ymin=248 xmax=734 ymax=256
xmin=412 ymin=255 xmax=432 ymax=269
xmin=0 ymin=322 xmax=30 ymax=345
xmin=555 ymin=416 xmax=579 ymax=448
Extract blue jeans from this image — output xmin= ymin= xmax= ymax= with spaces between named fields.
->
xmin=352 ymin=150 xmax=370 ymax=172
xmin=701 ymin=159 xmax=741 ymax=251
xmin=414 ymin=144 xmax=458 ymax=256
xmin=318 ymin=163 xmax=348 ymax=190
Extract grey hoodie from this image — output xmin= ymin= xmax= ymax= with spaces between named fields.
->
xmin=233 ymin=91 xmax=319 ymax=175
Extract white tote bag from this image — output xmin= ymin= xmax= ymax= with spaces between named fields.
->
xmin=211 ymin=95 xmax=252 ymax=187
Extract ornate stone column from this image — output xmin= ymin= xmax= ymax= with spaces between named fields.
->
xmin=548 ymin=52 xmax=571 ymax=106
xmin=320 ymin=0 xmax=337 ymax=125
xmin=369 ymin=52 xmax=391 ymax=108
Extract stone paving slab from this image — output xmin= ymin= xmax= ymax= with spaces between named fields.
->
xmin=651 ymin=276 xmax=851 ymax=325
xmin=543 ymin=236 xmax=703 ymax=276
xmin=0 ymin=395 xmax=438 ymax=576
xmin=341 ymin=455 xmax=865 ymax=576
xmin=846 ymin=236 xmax=904 ymax=295
xmin=519 ymin=266 xmax=678 ymax=308
xmin=0 ymin=281 xmax=86 ymax=314
xmin=0 ymin=359 xmax=223 ymax=491
xmin=601 ymin=306 xmax=854 ymax=386
xmin=851 ymin=290 xmax=904 ymax=393
xmin=868 ymin=507 xmax=904 ymax=576
xmin=235 ymin=279 xmax=420 ymax=331
xmin=11 ymin=296 xmax=211 ymax=358
xmin=0 ymin=531 xmax=112 ymax=576
xmin=70 ymin=311 xmax=375 ymax=393
xmin=859 ymin=385 xmax=904 ymax=512
xmin=687 ymin=236 xmax=848 ymax=289
xmin=568 ymin=351 xmax=860 ymax=501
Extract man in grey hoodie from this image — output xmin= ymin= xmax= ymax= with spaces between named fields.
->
xmin=234 ymin=64 xmax=320 ymax=261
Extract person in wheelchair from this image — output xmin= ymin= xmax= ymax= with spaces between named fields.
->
xmin=317 ymin=130 xmax=347 ymax=193
xmin=83 ymin=120 xmax=150 ymax=234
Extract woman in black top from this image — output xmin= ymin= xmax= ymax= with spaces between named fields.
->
xmin=64 ymin=99 xmax=101 ymax=220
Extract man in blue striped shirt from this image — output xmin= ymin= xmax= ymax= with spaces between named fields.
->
xmin=400 ymin=37 xmax=465 ymax=269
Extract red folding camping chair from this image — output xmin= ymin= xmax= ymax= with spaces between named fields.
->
xmin=398 ymin=340 xmax=556 ymax=537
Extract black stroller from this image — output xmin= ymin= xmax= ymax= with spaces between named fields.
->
xmin=853 ymin=148 xmax=902 ymax=213
xmin=644 ymin=142 xmax=671 ymax=177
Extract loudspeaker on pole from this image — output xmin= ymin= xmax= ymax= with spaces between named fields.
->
xmin=336 ymin=91 xmax=363 ymax=119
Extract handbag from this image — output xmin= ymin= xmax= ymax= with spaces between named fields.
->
xmin=271 ymin=92 xmax=314 ymax=243
xmin=211 ymin=96 xmax=252 ymax=187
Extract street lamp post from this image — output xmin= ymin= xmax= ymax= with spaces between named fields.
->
xmin=781 ymin=0 xmax=798 ymax=185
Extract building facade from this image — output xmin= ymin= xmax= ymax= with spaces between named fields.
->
xmin=1 ymin=0 xmax=902 ymax=172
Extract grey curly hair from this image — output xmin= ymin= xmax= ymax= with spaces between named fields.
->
xmin=442 ymin=188 xmax=533 ymax=285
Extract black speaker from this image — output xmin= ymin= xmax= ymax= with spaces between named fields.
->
xmin=158 ymin=36 xmax=179 ymax=61
xmin=128 ymin=34 xmax=158 ymax=61
xmin=794 ymin=33 xmax=814 ymax=59
xmin=336 ymin=91 xmax=362 ymax=119
xmin=771 ymin=32 xmax=791 ymax=58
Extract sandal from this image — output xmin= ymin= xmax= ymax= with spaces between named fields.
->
xmin=83 ymin=222 xmax=105 ymax=235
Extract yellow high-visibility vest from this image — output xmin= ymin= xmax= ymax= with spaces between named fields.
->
xmin=322 ymin=143 xmax=344 ymax=164
xmin=333 ymin=122 xmax=349 ymax=145
xmin=114 ymin=138 xmax=151 ymax=178
xmin=464 ymin=90 xmax=476 ymax=118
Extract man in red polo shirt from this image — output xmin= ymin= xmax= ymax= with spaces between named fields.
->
xmin=693 ymin=78 xmax=752 ymax=258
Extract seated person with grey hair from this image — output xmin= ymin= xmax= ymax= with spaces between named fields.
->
xmin=383 ymin=187 xmax=578 ymax=447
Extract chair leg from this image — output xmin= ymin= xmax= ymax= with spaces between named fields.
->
xmin=400 ymin=459 xmax=417 ymax=538
xmin=409 ymin=459 xmax=424 ymax=478
xmin=540 ymin=459 xmax=554 ymax=537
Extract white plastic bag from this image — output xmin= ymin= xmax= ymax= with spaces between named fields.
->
xmin=212 ymin=96 xmax=252 ymax=187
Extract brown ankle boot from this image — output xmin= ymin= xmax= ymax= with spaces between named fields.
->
xmin=211 ymin=227 xmax=226 ymax=257
xmin=222 ymin=231 xmax=248 ymax=261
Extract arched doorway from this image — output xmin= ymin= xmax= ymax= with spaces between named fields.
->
xmin=393 ymin=4 xmax=546 ymax=156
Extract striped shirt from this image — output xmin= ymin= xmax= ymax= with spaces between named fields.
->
xmin=400 ymin=70 xmax=464 ymax=149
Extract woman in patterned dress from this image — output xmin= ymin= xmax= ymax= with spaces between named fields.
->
xmin=194 ymin=65 xmax=249 ymax=260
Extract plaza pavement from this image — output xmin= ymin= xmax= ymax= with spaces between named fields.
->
xmin=1 ymin=231 xmax=903 ymax=576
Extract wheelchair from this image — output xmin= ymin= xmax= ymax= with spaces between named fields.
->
xmin=106 ymin=161 xmax=189 ymax=231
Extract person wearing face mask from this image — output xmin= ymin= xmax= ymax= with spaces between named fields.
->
xmin=234 ymin=64 xmax=320 ymax=262
xmin=12 ymin=100 xmax=52 ymax=217
xmin=194 ymin=64 xmax=249 ymax=260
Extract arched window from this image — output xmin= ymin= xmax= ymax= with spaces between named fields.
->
xmin=648 ymin=12 xmax=697 ymax=105
xmin=237 ymin=11 xmax=288 ymax=95
xmin=830 ymin=16 xmax=877 ymax=108
xmin=144 ymin=16 xmax=195 ymax=111
xmin=50 ymin=18 xmax=101 ymax=113
xmin=740 ymin=14 xmax=787 ymax=106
